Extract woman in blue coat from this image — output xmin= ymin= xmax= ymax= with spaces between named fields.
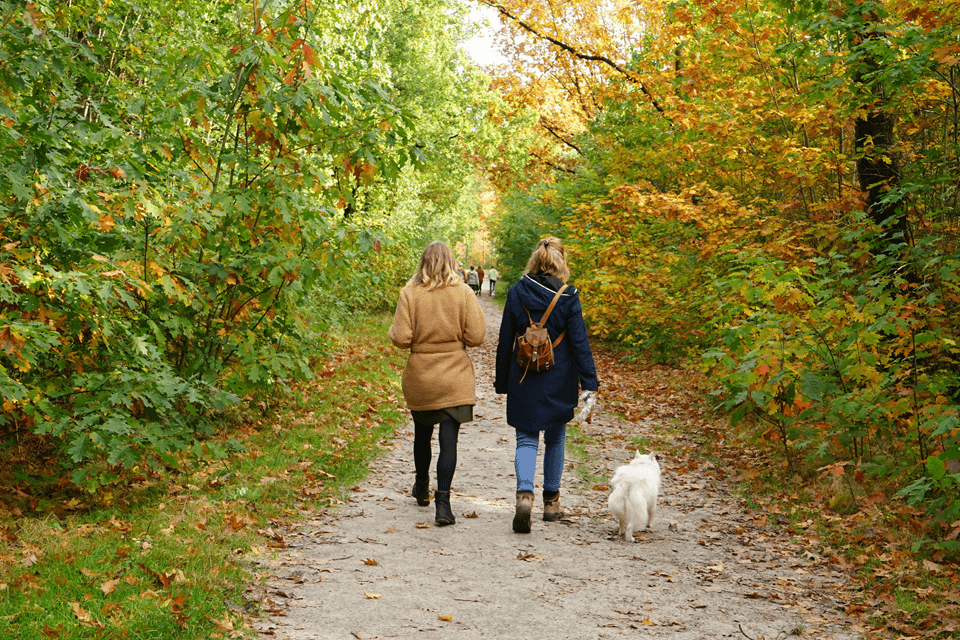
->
xmin=494 ymin=237 xmax=598 ymax=533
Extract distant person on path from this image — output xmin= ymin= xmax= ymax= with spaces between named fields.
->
xmin=487 ymin=265 xmax=499 ymax=296
xmin=389 ymin=241 xmax=487 ymax=526
xmin=494 ymin=237 xmax=598 ymax=533
xmin=466 ymin=265 xmax=480 ymax=295
xmin=457 ymin=263 xmax=465 ymax=282
xmin=476 ymin=266 xmax=485 ymax=295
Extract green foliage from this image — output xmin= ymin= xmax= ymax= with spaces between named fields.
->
xmin=0 ymin=0 xmax=481 ymax=482
xmin=701 ymin=226 xmax=960 ymax=551
xmin=324 ymin=0 xmax=517 ymax=302
xmin=488 ymin=187 xmax=566 ymax=279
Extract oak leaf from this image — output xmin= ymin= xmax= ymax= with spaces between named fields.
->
xmin=100 ymin=578 xmax=121 ymax=595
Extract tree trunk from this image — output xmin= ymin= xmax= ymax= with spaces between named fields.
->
xmin=852 ymin=17 xmax=909 ymax=245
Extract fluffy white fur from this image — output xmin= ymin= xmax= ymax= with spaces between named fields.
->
xmin=607 ymin=451 xmax=661 ymax=542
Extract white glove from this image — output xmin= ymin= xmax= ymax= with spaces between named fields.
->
xmin=576 ymin=391 xmax=596 ymax=422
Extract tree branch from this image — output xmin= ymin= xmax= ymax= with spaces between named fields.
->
xmin=539 ymin=117 xmax=582 ymax=154
xmin=480 ymin=0 xmax=668 ymax=117
xmin=530 ymin=150 xmax=575 ymax=174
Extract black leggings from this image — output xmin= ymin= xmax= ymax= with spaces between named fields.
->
xmin=413 ymin=418 xmax=461 ymax=492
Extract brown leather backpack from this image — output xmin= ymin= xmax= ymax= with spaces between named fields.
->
xmin=515 ymin=285 xmax=568 ymax=383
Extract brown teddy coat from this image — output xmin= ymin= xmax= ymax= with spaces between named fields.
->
xmin=389 ymin=281 xmax=487 ymax=412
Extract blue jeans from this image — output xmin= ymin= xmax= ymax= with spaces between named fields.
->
xmin=514 ymin=425 xmax=566 ymax=493
xmin=489 ymin=280 xmax=497 ymax=295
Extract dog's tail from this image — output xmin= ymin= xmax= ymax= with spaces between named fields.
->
xmin=607 ymin=482 xmax=627 ymax=517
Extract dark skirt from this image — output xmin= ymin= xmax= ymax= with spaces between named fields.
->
xmin=411 ymin=404 xmax=473 ymax=425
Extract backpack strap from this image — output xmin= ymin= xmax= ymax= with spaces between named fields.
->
xmin=520 ymin=284 xmax=569 ymax=340
xmin=542 ymin=284 xmax=567 ymax=320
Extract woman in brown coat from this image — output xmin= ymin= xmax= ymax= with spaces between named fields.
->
xmin=389 ymin=241 xmax=487 ymax=525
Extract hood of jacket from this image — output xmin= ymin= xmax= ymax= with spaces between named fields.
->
xmin=517 ymin=273 xmax=576 ymax=308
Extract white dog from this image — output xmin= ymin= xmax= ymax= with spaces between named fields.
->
xmin=608 ymin=451 xmax=661 ymax=542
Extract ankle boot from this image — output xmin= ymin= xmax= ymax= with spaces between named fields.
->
xmin=434 ymin=491 xmax=455 ymax=526
xmin=513 ymin=491 xmax=534 ymax=533
xmin=543 ymin=490 xmax=564 ymax=521
xmin=412 ymin=480 xmax=430 ymax=506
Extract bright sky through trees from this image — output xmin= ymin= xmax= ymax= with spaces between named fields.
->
xmin=462 ymin=3 xmax=506 ymax=66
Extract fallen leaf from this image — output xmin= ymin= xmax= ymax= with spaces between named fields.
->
xmin=464 ymin=512 xmax=479 ymax=519
xmin=364 ymin=592 xmax=381 ymax=599
xmin=438 ymin=614 xmax=452 ymax=621
xmin=158 ymin=571 xmax=178 ymax=589
xmin=301 ymin=485 xmax=323 ymax=497
xmin=71 ymin=603 xmax=92 ymax=622
xmin=385 ymin=526 xmax=398 ymax=533
xmin=209 ymin=613 xmax=235 ymax=631
xmin=415 ymin=523 xmax=431 ymax=529
xmin=70 ymin=602 xmax=101 ymax=627
xmin=100 ymin=578 xmax=121 ymax=595
xmin=362 ymin=558 xmax=379 ymax=566
xmin=226 ymin=511 xmax=256 ymax=531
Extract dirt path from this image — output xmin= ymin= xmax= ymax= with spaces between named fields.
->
xmin=251 ymin=299 xmax=863 ymax=639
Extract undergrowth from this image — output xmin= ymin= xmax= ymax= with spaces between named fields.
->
xmin=0 ymin=313 xmax=406 ymax=639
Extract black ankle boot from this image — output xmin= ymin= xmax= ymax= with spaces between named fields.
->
xmin=412 ymin=480 xmax=430 ymax=506
xmin=434 ymin=491 xmax=455 ymax=526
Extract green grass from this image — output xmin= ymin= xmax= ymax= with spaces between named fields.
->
xmin=0 ymin=313 xmax=406 ymax=639
xmin=565 ymin=421 xmax=609 ymax=488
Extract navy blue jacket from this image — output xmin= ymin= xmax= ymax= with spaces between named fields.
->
xmin=494 ymin=274 xmax=599 ymax=431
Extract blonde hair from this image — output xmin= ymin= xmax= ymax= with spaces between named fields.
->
xmin=524 ymin=237 xmax=570 ymax=282
xmin=409 ymin=241 xmax=463 ymax=290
